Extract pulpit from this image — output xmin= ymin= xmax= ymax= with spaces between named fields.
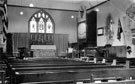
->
xmin=31 ymin=45 xmax=56 ymax=58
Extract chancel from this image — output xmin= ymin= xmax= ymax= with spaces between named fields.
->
xmin=1 ymin=0 xmax=135 ymax=84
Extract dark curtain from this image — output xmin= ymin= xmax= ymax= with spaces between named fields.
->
xmin=12 ymin=33 xmax=30 ymax=54
xmin=6 ymin=33 xmax=13 ymax=54
xmin=54 ymin=34 xmax=68 ymax=56
xmin=12 ymin=33 xmax=68 ymax=57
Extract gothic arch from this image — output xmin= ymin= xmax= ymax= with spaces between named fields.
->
xmin=28 ymin=9 xmax=55 ymax=33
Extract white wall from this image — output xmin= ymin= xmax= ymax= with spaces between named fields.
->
xmin=97 ymin=1 xmax=135 ymax=58
xmin=8 ymin=0 xmax=80 ymax=11
xmin=8 ymin=6 xmax=78 ymax=43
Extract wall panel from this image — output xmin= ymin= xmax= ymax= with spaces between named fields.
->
xmin=12 ymin=33 xmax=68 ymax=57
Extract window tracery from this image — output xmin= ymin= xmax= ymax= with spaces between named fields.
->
xmin=29 ymin=10 xmax=55 ymax=33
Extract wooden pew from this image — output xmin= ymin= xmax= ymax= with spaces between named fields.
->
xmin=0 ymin=70 xmax=5 ymax=84
xmin=10 ymin=63 xmax=106 ymax=68
xmin=10 ymin=66 xmax=124 ymax=83
xmin=19 ymin=80 xmax=135 ymax=84
xmin=0 ymin=60 xmax=7 ymax=84
xmin=88 ymin=80 xmax=135 ymax=84
xmin=0 ymin=64 xmax=7 ymax=70
xmin=11 ymin=65 xmax=124 ymax=72
xmin=8 ymin=58 xmax=124 ymax=72
xmin=10 ymin=68 xmax=135 ymax=84
xmin=5 ymin=57 xmax=133 ymax=84
xmin=8 ymin=57 xmax=107 ymax=68
xmin=93 ymin=56 xmax=135 ymax=68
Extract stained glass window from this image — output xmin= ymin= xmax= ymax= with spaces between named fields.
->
xmin=30 ymin=17 xmax=37 ymax=33
xmin=46 ymin=19 xmax=53 ymax=33
xmin=29 ymin=9 xmax=55 ymax=33
xmin=38 ymin=18 xmax=45 ymax=33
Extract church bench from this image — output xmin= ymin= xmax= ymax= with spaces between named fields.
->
xmin=11 ymin=68 xmax=135 ymax=84
xmin=92 ymin=57 xmax=135 ymax=67
xmin=8 ymin=56 xmax=131 ymax=66
xmin=10 ymin=63 xmax=106 ymax=68
xmin=19 ymin=79 xmax=135 ymax=84
xmin=9 ymin=60 xmax=106 ymax=65
xmin=5 ymin=58 xmax=130 ymax=84
xmin=8 ymin=59 xmax=97 ymax=65
xmin=19 ymin=77 xmax=122 ymax=84
xmin=88 ymin=80 xmax=135 ymax=84
xmin=7 ymin=58 xmax=108 ymax=69
xmin=8 ymin=57 xmax=130 ymax=67
xmin=0 ymin=70 xmax=5 ymax=84
xmin=0 ymin=62 xmax=7 ymax=84
xmin=11 ymin=65 xmax=124 ymax=72
xmin=0 ymin=64 xmax=7 ymax=70
xmin=8 ymin=59 xmax=107 ymax=70
xmin=8 ymin=58 xmax=75 ymax=62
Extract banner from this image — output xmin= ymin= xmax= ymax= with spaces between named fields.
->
xmin=117 ymin=19 xmax=123 ymax=41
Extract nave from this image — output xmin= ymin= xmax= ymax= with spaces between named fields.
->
xmin=1 ymin=0 xmax=135 ymax=84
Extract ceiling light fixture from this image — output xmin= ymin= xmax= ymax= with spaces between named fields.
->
xmin=71 ymin=0 xmax=75 ymax=19
xmin=20 ymin=0 xmax=24 ymax=15
xmin=95 ymin=8 xmax=99 ymax=12
xmin=20 ymin=11 xmax=24 ymax=15
xmin=95 ymin=1 xmax=99 ymax=12
xmin=71 ymin=15 xmax=74 ymax=18
xmin=29 ymin=0 xmax=34 ymax=7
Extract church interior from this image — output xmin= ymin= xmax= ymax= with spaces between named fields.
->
xmin=1 ymin=0 xmax=135 ymax=84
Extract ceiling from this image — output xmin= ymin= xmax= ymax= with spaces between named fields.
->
xmin=7 ymin=0 xmax=135 ymax=21
xmin=8 ymin=0 xmax=135 ymax=14
xmin=7 ymin=0 xmax=107 ymax=10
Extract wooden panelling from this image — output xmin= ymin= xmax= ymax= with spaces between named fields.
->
xmin=89 ymin=80 xmax=135 ymax=84
xmin=30 ymin=33 xmax=54 ymax=45
xmin=54 ymin=34 xmax=68 ymax=56
xmin=12 ymin=33 xmax=68 ymax=57
xmin=12 ymin=33 xmax=30 ymax=53
xmin=109 ymin=46 xmax=127 ymax=58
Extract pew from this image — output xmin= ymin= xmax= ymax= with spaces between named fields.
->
xmin=0 ymin=61 xmax=6 ymax=84
xmin=88 ymin=80 xmax=135 ymax=84
xmin=88 ymin=56 xmax=135 ymax=68
xmin=3 ymin=45 xmax=135 ymax=84
xmin=11 ymin=68 xmax=135 ymax=84
xmin=11 ymin=65 xmax=124 ymax=72
xmin=8 ymin=57 xmax=124 ymax=70
xmin=4 ymin=55 xmax=135 ymax=84
xmin=5 ymin=57 xmax=129 ymax=84
xmin=19 ymin=79 xmax=135 ymax=84
xmin=0 ymin=70 xmax=5 ymax=84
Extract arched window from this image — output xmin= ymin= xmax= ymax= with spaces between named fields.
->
xmin=29 ymin=9 xmax=55 ymax=33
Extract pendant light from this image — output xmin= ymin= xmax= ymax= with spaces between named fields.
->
xmin=20 ymin=0 xmax=24 ymax=15
xmin=71 ymin=0 xmax=75 ymax=19
xmin=29 ymin=0 xmax=34 ymax=7
xmin=94 ymin=1 xmax=99 ymax=12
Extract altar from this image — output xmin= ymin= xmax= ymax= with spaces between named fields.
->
xmin=31 ymin=45 xmax=57 ymax=58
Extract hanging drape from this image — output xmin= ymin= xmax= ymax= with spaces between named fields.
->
xmin=6 ymin=33 xmax=13 ymax=54
xmin=54 ymin=34 xmax=68 ymax=56
xmin=12 ymin=33 xmax=30 ymax=54
xmin=12 ymin=33 xmax=68 ymax=57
